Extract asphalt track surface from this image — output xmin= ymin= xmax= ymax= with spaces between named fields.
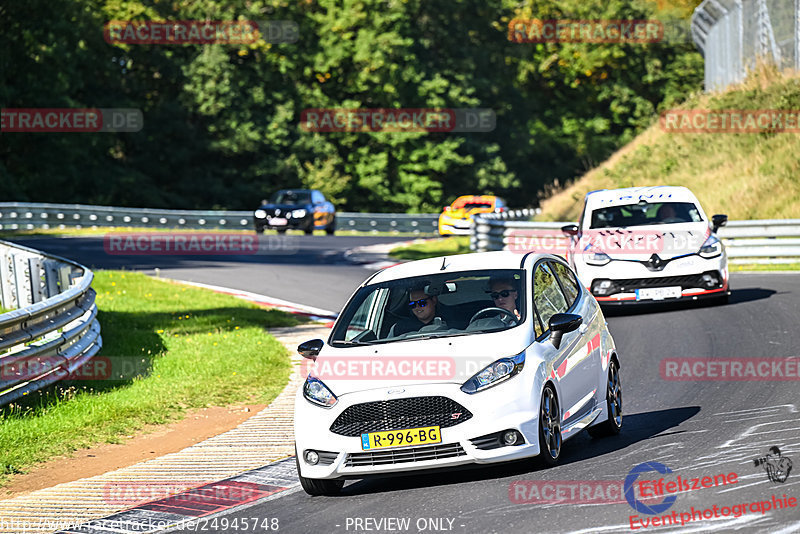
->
xmin=9 ymin=234 xmax=407 ymax=312
xmin=10 ymin=236 xmax=800 ymax=533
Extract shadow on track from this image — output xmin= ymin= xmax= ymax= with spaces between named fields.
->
xmin=333 ymin=406 xmax=701 ymax=497
xmin=602 ymin=288 xmax=775 ymax=317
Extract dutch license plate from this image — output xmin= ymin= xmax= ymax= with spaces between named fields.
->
xmin=361 ymin=426 xmax=441 ymax=450
xmin=635 ymin=286 xmax=682 ymax=301
xmin=269 ymin=217 xmax=287 ymax=226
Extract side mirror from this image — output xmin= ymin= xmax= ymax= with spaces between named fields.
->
xmin=711 ymin=214 xmax=728 ymax=232
xmin=298 ymin=339 xmax=324 ymax=360
xmin=549 ymin=313 xmax=583 ymax=349
xmin=561 ymin=224 xmax=579 ymax=236
xmin=443 ymin=206 xmax=451 ymax=212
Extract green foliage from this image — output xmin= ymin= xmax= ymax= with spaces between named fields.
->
xmin=0 ymin=0 xmax=702 ymax=212
xmin=538 ymin=76 xmax=800 ymax=222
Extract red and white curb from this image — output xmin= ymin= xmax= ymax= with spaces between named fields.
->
xmin=0 ymin=322 xmax=330 ymax=534
xmin=55 ymin=458 xmax=299 ymax=534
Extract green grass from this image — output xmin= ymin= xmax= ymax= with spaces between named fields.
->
xmin=539 ymin=71 xmax=800 ymax=222
xmin=0 ymin=271 xmax=300 ymax=483
xmin=389 ymin=236 xmax=471 ymax=260
xmin=731 ymin=262 xmax=800 ymax=271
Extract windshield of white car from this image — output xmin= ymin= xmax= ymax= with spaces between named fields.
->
xmin=590 ymin=202 xmax=703 ymax=229
xmin=329 ymin=269 xmax=526 ymax=346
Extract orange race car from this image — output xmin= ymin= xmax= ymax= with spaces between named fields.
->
xmin=438 ymin=195 xmax=507 ymax=236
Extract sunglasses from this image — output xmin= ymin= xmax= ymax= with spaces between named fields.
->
xmin=489 ymin=289 xmax=515 ymax=299
xmin=408 ymin=297 xmax=430 ymax=309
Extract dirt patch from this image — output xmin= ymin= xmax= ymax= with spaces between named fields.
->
xmin=1 ymin=403 xmax=266 ymax=500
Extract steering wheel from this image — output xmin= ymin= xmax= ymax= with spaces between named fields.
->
xmin=468 ymin=307 xmax=519 ymax=326
xmin=661 ymin=217 xmax=683 ymax=223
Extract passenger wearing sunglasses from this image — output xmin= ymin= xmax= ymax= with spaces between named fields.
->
xmin=388 ymin=287 xmax=446 ymax=337
xmin=487 ymin=278 xmax=521 ymax=321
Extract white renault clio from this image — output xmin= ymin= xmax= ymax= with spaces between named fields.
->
xmin=562 ymin=186 xmax=730 ymax=304
xmin=293 ymin=251 xmax=621 ymax=495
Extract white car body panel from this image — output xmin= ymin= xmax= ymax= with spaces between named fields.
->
xmin=293 ymin=251 xmax=619 ymax=481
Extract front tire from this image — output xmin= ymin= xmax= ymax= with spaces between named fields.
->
xmin=538 ymin=384 xmax=562 ymax=466
xmin=325 ymin=216 xmax=336 ymax=235
xmin=295 ymin=453 xmax=344 ymax=496
xmin=588 ymin=358 xmax=622 ymax=438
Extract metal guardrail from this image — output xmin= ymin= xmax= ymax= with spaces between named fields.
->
xmin=0 ymin=202 xmax=439 ymax=234
xmin=0 ymin=240 xmax=102 ymax=406
xmin=692 ymin=0 xmax=800 ymax=91
xmin=471 ymin=213 xmax=800 ymax=264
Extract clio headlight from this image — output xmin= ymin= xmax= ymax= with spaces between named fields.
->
xmin=303 ymin=376 xmax=338 ymax=407
xmin=292 ymin=209 xmax=307 ymax=218
xmin=699 ymin=235 xmax=723 ymax=259
xmin=254 ymin=209 xmax=267 ymax=219
xmin=461 ymin=353 xmax=525 ymax=394
xmin=585 ymin=251 xmax=612 ymax=266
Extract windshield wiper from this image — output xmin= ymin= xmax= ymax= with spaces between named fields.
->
xmin=400 ymin=332 xmax=475 ymax=341
xmin=330 ymin=340 xmax=373 ymax=346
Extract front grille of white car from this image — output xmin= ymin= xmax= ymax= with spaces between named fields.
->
xmin=593 ymin=271 xmax=723 ymax=296
xmin=330 ymin=396 xmax=473 ymax=437
xmin=345 ymin=443 xmax=467 ymax=467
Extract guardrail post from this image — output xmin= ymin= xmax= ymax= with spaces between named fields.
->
xmin=28 ymin=257 xmax=45 ymax=303
xmin=0 ymin=247 xmax=14 ymax=309
xmin=13 ymin=254 xmax=32 ymax=308
xmin=57 ymin=265 xmax=72 ymax=292
xmin=43 ymin=259 xmax=61 ymax=298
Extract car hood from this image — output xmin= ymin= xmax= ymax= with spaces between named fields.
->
xmin=306 ymin=329 xmax=533 ymax=397
xmin=583 ymin=222 xmax=711 ymax=261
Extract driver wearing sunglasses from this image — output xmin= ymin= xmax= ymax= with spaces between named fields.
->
xmin=487 ymin=278 xmax=521 ymax=320
xmin=388 ymin=286 xmax=446 ymax=337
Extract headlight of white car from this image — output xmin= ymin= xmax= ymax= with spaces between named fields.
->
xmin=254 ymin=209 xmax=267 ymax=219
xmin=461 ymin=353 xmax=525 ymax=394
xmin=292 ymin=209 xmax=307 ymax=218
xmin=699 ymin=235 xmax=723 ymax=259
xmin=585 ymin=251 xmax=612 ymax=266
xmin=303 ymin=376 xmax=338 ymax=407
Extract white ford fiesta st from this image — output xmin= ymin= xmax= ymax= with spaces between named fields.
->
xmin=561 ymin=186 xmax=730 ymax=304
xmin=293 ymin=251 xmax=622 ymax=495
